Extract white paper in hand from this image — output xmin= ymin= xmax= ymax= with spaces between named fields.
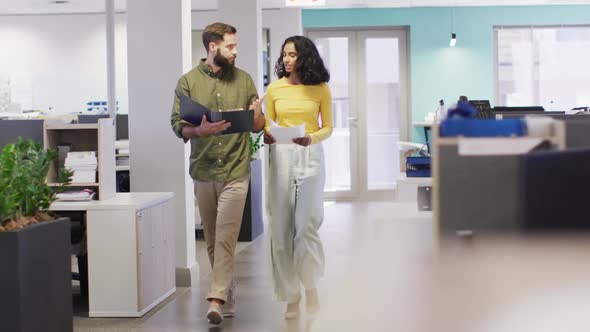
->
xmin=270 ymin=120 xmax=305 ymax=144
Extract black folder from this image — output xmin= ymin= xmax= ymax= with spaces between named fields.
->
xmin=179 ymin=93 xmax=254 ymax=135
xmin=179 ymin=93 xmax=212 ymax=125
xmin=210 ymin=109 xmax=254 ymax=135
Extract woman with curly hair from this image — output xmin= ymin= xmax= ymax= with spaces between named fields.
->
xmin=264 ymin=35 xmax=333 ymax=319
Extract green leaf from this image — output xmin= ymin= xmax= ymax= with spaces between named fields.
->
xmin=0 ymin=137 xmax=71 ymax=224
xmin=248 ymin=132 xmax=264 ymax=155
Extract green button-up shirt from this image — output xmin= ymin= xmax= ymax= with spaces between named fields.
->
xmin=171 ymin=60 xmax=258 ymax=182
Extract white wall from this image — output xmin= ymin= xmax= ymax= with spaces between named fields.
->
xmin=0 ymin=14 xmax=128 ymax=114
xmin=191 ymin=10 xmax=219 ymax=29
xmin=262 ymin=8 xmax=302 ymax=84
xmin=0 ymin=9 xmax=301 ymax=116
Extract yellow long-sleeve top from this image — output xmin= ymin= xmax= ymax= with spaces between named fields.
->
xmin=265 ymin=77 xmax=333 ymax=144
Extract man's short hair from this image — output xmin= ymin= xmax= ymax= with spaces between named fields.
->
xmin=202 ymin=22 xmax=237 ymax=50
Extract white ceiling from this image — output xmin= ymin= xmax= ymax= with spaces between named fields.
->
xmin=1 ymin=0 xmax=589 ymax=15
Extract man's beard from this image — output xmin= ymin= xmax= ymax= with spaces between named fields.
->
xmin=214 ymin=49 xmax=234 ymax=70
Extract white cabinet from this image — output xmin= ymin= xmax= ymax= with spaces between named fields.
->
xmin=137 ymin=201 xmax=174 ymax=312
xmin=50 ymin=192 xmax=175 ymax=317
xmin=137 ymin=207 xmax=156 ymax=311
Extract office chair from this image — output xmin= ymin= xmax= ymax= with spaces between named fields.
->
xmin=55 ymin=211 xmax=89 ymax=297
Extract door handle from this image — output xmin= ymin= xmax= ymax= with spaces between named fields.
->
xmin=347 ymin=117 xmax=358 ymax=128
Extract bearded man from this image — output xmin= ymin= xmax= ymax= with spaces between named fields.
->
xmin=170 ymin=22 xmax=265 ymax=325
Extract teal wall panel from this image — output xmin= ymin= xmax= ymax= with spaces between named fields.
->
xmin=302 ymin=6 xmax=590 ymax=141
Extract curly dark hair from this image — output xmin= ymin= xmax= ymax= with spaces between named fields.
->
xmin=275 ymin=36 xmax=330 ymax=85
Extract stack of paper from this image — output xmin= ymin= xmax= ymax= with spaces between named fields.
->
xmin=116 ymin=156 xmax=129 ymax=166
xmin=269 ymin=120 xmax=305 ymax=144
xmin=116 ymin=139 xmax=130 ymax=155
xmin=55 ymin=189 xmax=96 ymax=201
xmin=65 ymin=151 xmax=98 ymax=183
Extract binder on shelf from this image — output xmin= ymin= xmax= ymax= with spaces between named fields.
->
xmin=406 ymin=156 xmax=431 ymax=177
xmin=179 ymin=93 xmax=253 ymax=135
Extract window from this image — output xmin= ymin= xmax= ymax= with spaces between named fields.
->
xmin=495 ymin=26 xmax=590 ymax=111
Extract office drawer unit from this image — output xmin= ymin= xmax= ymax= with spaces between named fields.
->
xmin=50 ymin=192 xmax=175 ymax=317
xmin=137 ymin=202 xmax=175 ymax=312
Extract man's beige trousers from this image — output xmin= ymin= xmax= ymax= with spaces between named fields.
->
xmin=194 ymin=175 xmax=249 ymax=302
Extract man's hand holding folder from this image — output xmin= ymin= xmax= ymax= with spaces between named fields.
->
xmin=194 ymin=115 xmax=231 ymax=137
xmin=179 ymin=93 xmax=254 ymax=137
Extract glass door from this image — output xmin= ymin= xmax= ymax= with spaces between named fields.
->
xmin=308 ymin=29 xmax=409 ymax=200
xmin=308 ymin=31 xmax=359 ymax=199
xmin=360 ymin=30 xmax=408 ymax=199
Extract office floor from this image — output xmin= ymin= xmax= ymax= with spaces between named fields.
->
xmin=71 ymin=201 xmax=431 ymax=331
xmin=72 ymin=201 xmax=590 ymax=332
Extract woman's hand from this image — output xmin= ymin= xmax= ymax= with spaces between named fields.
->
xmin=292 ymin=135 xmax=312 ymax=147
xmin=264 ymin=132 xmax=276 ymax=144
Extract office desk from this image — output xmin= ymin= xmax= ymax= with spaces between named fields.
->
xmin=50 ymin=192 xmax=175 ymax=317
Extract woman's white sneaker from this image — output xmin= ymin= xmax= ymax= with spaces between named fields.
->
xmin=305 ymin=289 xmax=320 ymax=314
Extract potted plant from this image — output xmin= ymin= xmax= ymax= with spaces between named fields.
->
xmin=249 ymin=131 xmax=264 ymax=160
xmin=239 ymin=133 xmax=265 ymax=241
xmin=0 ymin=138 xmax=74 ymax=332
